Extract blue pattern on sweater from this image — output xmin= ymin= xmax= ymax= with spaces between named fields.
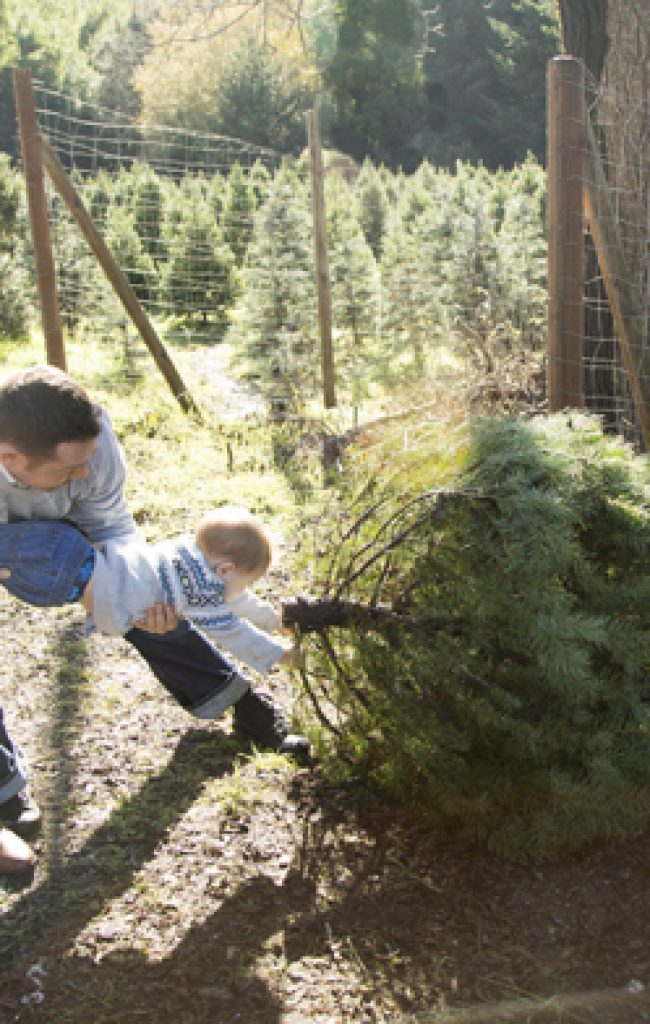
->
xmin=173 ymin=543 xmax=225 ymax=609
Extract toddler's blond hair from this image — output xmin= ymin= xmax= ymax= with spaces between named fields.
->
xmin=195 ymin=506 xmax=273 ymax=573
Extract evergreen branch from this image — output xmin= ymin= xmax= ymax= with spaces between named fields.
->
xmin=319 ymin=628 xmax=372 ymax=711
xmin=334 ymin=491 xmax=450 ymax=598
xmin=296 ymin=660 xmax=342 ymax=737
xmin=371 ymin=551 xmax=394 ymax=606
xmin=339 ymin=492 xmax=392 ymax=543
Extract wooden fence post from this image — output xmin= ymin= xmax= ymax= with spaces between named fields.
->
xmin=307 ymin=107 xmax=336 ymax=409
xmin=547 ymin=56 xmax=586 ymax=410
xmin=13 ymin=68 xmax=66 ymax=370
xmin=39 ymin=138 xmax=201 ymax=419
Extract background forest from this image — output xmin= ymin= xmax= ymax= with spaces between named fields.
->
xmin=0 ymin=0 xmax=559 ymax=398
xmin=0 ymin=0 xmax=560 ymax=170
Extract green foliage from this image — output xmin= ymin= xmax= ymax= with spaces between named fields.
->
xmin=105 ymin=205 xmax=157 ymax=306
xmin=297 ymin=414 xmax=650 ymax=860
xmin=226 ymin=152 xmax=546 ymax=409
xmin=229 ymin=166 xmax=317 ymax=415
xmin=90 ymin=10 xmax=151 ymax=117
xmin=0 ymin=150 xmax=19 ymax=247
xmin=422 ymin=0 xmax=560 ymax=168
xmin=212 ymin=35 xmax=311 ymax=154
xmin=161 ymin=179 xmax=235 ymax=325
xmin=325 ymin=0 xmax=425 ymax=169
xmin=0 ymin=0 xmax=146 ymax=158
xmin=3 ymin=119 xmax=547 ymax=387
xmin=379 ymin=157 xmax=547 ymax=378
xmin=221 ymin=164 xmax=257 ymax=265
xmin=0 ymin=0 xmax=560 ymax=171
xmin=130 ymin=162 xmax=165 ymax=261
xmin=323 ymin=0 xmax=559 ymax=170
xmin=49 ymin=187 xmax=110 ymax=329
xmin=326 ymin=173 xmax=380 ymax=407
xmin=0 ymin=152 xmax=31 ymax=334
xmin=354 ymin=159 xmax=389 ymax=260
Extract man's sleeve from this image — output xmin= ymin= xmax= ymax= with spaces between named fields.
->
xmin=68 ymin=410 xmax=136 ymax=543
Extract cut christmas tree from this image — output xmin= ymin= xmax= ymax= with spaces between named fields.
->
xmin=286 ymin=413 xmax=650 ymax=861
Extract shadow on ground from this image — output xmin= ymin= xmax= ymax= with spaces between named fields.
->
xmin=2 ymin=764 xmax=650 ymax=1023
xmin=1 ymin=624 xmax=650 ymax=1023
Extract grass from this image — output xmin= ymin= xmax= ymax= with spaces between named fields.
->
xmin=5 ymin=325 xmax=607 ymax=1024
xmin=0 ymin=328 xmax=317 ymax=542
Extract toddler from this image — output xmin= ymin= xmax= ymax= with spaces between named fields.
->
xmin=0 ymin=507 xmax=297 ymax=675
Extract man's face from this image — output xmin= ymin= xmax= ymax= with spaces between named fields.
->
xmin=4 ymin=438 xmax=98 ymax=491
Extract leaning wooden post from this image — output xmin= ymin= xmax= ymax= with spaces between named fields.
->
xmin=547 ymin=56 xmax=586 ymax=411
xmin=13 ymin=69 xmax=66 ymax=370
xmin=39 ymin=138 xmax=201 ymax=419
xmin=307 ymin=107 xmax=336 ymax=409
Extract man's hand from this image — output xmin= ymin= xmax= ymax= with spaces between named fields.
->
xmin=0 ymin=569 xmax=10 ymax=580
xmin=134 ymin=602 xmax=179 ymax=633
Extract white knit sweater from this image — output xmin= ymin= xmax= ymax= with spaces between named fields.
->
xmin=91 ymin=533 xmax=289 ymax=674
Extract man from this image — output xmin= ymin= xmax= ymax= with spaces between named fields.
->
xmin=0 ymin=365 xmax=308 ymax=873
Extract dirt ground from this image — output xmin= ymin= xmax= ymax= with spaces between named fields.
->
xmin=0 ymin=355 xmax=649 ymax=1023
xmin=0 ymin=598 xmax=649 ymax=1024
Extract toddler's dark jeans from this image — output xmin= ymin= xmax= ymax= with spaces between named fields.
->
xmin=125 ymin=618 xmax=250 ymax=719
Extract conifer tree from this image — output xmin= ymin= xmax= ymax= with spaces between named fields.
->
xmin=49 ymin=188 xmax=110 ymax=329
xmin=379 ymin=164 xmax=454 ymax=378
xmin=229 ymin=166 xmax=317 ymax=415
xmin=130 ymin=162 xmax=165 ymax=262
xmin=105 ymin=205 xmax=156 ymax=307
xmin=221 ymin=164 xmax=257 ymax=266
xmin=326 ymin=173 xmax=379 ymax=407
xmin=0 ymin=153 xmax=31 ymax=334
xmin=160 ymin=176 xmax=235 ymax=326
xmin=287 ymin=413 xmax=650 ymax=861
xmin=353 ymin=159 xmax=389 ymax=260
xmin=81 ymin=170 xmax=115 ymax=231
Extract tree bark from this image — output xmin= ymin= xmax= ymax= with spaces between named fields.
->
xmin=557 ymin=0 xmax=608 ymax=78
xmin=282 ymin=594 xmax=465 ymax=637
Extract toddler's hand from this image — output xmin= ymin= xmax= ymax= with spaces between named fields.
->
xmin=280 ymin=646 xmax=306 ymax=671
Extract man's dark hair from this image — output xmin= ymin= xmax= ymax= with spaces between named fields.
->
xmin=0 ymin=366 xmax=101 ymax=459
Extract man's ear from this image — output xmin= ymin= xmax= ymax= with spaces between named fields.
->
xmin=0 ymin=443 xmax=21 ymax=471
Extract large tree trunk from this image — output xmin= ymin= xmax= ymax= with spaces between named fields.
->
xmin=558 ymin=0 xmax=649 ymax=446
xmin=557 ymin=0 xmax=608 ymax=77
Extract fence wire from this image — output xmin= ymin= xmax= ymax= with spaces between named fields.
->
xmin=583 ymin=72 xmax=649 ymax=446
xmin=23 ymin=81 xmax=548 ymax=432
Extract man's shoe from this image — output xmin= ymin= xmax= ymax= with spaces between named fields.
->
xmin=233 ymin=689 xmax=311 ymax=764
xmin=0 ymin=827 xmax=35 ymax=874
xmin=0 ymin=789 xmax=41 ymax=839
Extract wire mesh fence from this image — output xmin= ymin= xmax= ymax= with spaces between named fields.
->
xmin=548 ymin=53 xmax=649 ymax=449
xmin=17 ymin=80 xmax=549 ymax=433
xmin=582 ymin=69 xmax=650 ymax=446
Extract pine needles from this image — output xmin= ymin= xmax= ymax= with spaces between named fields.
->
xmin=288 ymin=413 xmax=650 ymax=861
